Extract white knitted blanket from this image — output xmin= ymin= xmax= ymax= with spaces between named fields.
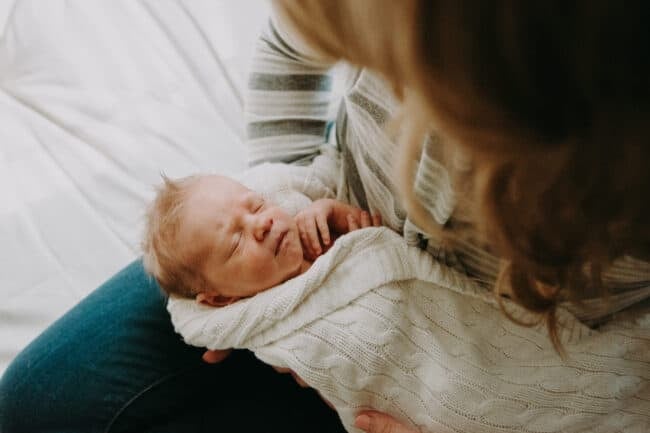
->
xmin=168 ymin=227 xmax=650 ymax=433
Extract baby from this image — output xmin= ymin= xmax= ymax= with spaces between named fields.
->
xmin=142 ymin=173 xmax=380 ymax=306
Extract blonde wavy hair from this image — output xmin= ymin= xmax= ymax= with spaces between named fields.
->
xmin=141 ymin=175 xmax=212 ymax=298
xmin=276 ymin=0 xmax=650 ymax=351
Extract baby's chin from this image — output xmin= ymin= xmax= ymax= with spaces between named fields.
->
xmin=286 ymin=236 xmax=305 ymax=272
xmin=289 ymin=243 xmax=305 ymax=269
xmin=286 ymin=229 xmax=303 ymax=256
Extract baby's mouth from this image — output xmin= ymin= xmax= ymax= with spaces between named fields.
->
xmin=274 ymin=230 xmax=287 ymax=256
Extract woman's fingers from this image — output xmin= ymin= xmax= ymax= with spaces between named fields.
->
xmin=272 ymin=366 xmax=309 ymax=388
xmin=372 ymin=213 xmax=382 ymax=227
xmin=355 ymin=411 xmax=418 ymax=433
xmin=289 ymin=370 xmax=309 ymax=388
xmin=202 ymin=349 xmax=232 ymax=364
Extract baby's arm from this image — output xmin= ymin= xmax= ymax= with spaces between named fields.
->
xmin=296 ymin=199 xmax=381 ymax=260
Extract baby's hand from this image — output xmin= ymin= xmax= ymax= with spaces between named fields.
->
xmin=296 ymin=199 xmax=381 ymax=260
xmin=346 ymin=210 xmax=382 ymax=232
xmin=296 ymin=199 xmax=338 ymax=260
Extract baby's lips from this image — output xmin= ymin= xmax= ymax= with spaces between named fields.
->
xmin=273 ymin=228 xmax=288 ymax=255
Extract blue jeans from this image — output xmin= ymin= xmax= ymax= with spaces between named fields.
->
xmin=0 ymin=260 xmax=343 ymax=433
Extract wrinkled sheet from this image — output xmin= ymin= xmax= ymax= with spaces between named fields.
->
xmin=0 ymin=0 xmax=269 ymax=374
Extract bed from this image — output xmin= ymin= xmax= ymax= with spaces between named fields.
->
xmin=0 ymin=0 xmax=270 ymax=375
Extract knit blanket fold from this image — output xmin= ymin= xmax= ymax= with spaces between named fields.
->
xmin=168 ymin=227 xmax=650 ymax=433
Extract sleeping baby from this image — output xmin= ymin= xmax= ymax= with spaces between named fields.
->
xmin=141 ymin=172 xmax=381 ymax=305
xmin=146 ymin=165 xmax=649 ymax=433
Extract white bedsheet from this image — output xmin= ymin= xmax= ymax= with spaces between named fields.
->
xmin=0 ymin=1 xmax=13 ymax=35
xmin=0 ymin=0 xmax=269 ymax=375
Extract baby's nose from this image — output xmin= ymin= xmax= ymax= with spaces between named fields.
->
xmin=253 ymin=216 xmax=273 ymax=241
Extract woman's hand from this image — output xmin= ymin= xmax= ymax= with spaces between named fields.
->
xmin=271 ymin=366 xmax=309 ymax=388
xmin=355 ymin=411 xmax=419 ymax=433
xmin=296 ymin=199 xmax=381 ymax=260
xmin=202 ymin=349 xmax=232 ymax=364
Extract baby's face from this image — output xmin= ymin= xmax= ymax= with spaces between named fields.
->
xmin=179 ymin=175 xmax=304 ymax=303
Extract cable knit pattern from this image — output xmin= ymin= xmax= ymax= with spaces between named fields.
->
xmin=168 ymin=227 xmax=650 ymax=433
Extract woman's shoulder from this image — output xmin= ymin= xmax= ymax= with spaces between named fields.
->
xmin=342 ymin=68 xmax=402 ymax=117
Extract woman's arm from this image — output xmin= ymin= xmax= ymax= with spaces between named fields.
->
xmin=244 ymin=6 xmax=337 ymax=167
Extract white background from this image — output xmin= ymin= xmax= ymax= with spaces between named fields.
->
xmin=0 ymin=0 xmax=270 ymax=374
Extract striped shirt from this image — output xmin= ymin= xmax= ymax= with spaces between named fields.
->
xmin=244 ymin=18 xmax=650 ymax=325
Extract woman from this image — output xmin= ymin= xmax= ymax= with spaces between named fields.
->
xmin=1 ymin=1 xmax=648 ymax=432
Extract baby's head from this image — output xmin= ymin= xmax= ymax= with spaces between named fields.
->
xmin=142 ymin=174 xmax=305 ymax=306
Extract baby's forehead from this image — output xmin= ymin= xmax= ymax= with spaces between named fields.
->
xmin=234 ymin=180 xmax=273 ymax=203
xmin=236 ymin=187 xmax=269 ymax=204
xmin=234 ymin=168 xmax=310 ymax=216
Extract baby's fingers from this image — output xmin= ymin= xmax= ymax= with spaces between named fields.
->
xmin=347 ymin=214 xmax=360 ymax=231
xmin=316 ymin=213 xmax=331 ymax=247
xmin=372 ymin=213 xmax=382 ymax=227
xmin=298 ymin=220 xmax=315 ymax=259
xmin=360 ymin=211 xmax=372 ymax=228
xmin=304 ymin=217 xmax=322 ymax=256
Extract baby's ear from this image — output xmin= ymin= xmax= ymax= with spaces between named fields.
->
xmin=196 ymin=293 xmax=237 ymax=307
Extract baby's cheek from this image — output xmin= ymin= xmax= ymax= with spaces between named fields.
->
xmin=255 ymin=264 xmax=281 ymax=288
xmin=287 ymin=237 xmax=303 ymax=261
xmin=290 ymin=243 xmax=304 ymax=267
xmin=241 ymin=248 xmax=266 ymax=272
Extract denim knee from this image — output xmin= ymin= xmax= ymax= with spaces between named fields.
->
xmin=0 ymin=259 xmax=206 ymax=433
xmin=0 ymin=353 xmax=37 ymax=433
